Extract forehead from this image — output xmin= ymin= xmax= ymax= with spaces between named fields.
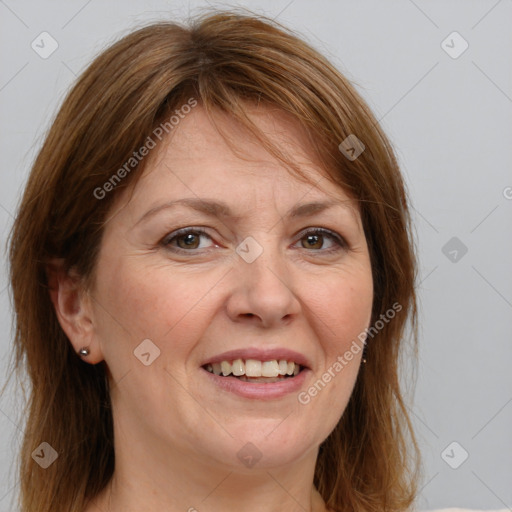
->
xmin=114 ymin=103 xmax=359 ymax=222
xmin=170 ymin=103 xmax=314 ymax=162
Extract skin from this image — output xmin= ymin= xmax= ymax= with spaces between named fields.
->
xmin=50 ymin=103 xmax=374 ymax=512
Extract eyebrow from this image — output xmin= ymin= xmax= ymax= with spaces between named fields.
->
xmin=135 ymin=197 xmax=356 ymax=226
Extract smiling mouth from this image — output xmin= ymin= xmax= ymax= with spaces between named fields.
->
xmin=202 ymin=358 xmax=304 ymax=383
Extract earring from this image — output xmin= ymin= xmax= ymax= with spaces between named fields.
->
xmin=362 ymin=344 xmax=368 ymax=364
xmin=78 ymin=347 xmax=90 ymax=357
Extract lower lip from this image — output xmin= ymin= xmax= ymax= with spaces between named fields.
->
xmin=201 ymin=367 xmax=310 ymax=400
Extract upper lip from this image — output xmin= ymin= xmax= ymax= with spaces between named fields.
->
xmin=201 ymin=347 xmax=312 ymax=369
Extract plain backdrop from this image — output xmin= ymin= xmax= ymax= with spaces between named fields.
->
xmin=0 ymin=1 xmax=511 ymax=511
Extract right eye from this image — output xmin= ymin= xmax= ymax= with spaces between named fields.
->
xmin=161 ymin=227 xmax=218 ymax=253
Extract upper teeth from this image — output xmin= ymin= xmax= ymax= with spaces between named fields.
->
xmin=205 ymin=359 xmax=301 ymax=377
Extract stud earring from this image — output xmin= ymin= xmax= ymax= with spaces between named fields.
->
xmin=362 ymin=344 xmax=368 ymax=364
xmin=78 ymin=347 xmax=90 ymax=357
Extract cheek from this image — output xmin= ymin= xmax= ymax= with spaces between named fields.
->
xmin=305 ymin=267 xmax=373 ymax=355
xmin=92 ymin=256 xmax=223 ymax=363
xmin=298 ymin=267 xmax=372 ymax=424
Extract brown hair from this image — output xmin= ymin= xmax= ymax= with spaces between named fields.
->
xmin=6 ymin=8 xmax=420 ymax=512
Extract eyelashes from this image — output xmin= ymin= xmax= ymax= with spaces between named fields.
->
xmin=161 ymin=227 xmax=348 ymax=255
xmin=162 ymin=227 xmax=213 ymax=252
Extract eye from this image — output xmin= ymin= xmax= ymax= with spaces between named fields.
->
xmin=161 ymin=226 xmax=347 ymax=255
xmin=295 ymin=228 xmax=347 ymax=253
xmin=161 ymin=228 xmax=217 ymax=252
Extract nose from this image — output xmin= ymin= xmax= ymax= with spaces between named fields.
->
xmin=225 ymin=242 xmax=302 ymax=328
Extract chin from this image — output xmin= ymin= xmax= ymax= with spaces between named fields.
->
xmin=196 ymin=419 xmax=321 ymax=471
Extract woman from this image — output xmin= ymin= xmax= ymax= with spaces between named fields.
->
xmin=7 ymin=9 xmax=421 ymax=512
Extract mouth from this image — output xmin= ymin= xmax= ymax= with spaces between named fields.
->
xmin=202 ymin=358 xmax=304 ymax=383
xmin=200 ymin=349 xmax=311 ymax=400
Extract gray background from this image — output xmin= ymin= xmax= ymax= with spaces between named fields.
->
xmin=0 ymin=1 xmax=511 ymax=511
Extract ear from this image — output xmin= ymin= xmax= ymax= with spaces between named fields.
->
xmin=46 ymin=259 xmax=103 ymax=364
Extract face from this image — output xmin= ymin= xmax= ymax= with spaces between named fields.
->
xmin=87 ymin=104 xmax=373 ymax=471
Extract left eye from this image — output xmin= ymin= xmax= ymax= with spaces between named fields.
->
xmin=161 ymin=227 xmax=345 ymax=253
xmin=296 ymin=228 xmax=345 ymax=251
